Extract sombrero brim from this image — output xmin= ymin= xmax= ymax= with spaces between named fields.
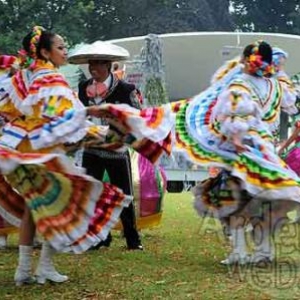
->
xmin=68 ymin=54 xmax=129 ymax=64
xmin=68 ymin=41 xmax=130 ymax=64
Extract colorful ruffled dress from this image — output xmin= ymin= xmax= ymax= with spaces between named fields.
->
xmin=0 ymin=57 xmax=20 ymax=236
xmin=0 ymin=60 xmax=131 ymax=253
xmin=185 ymin=73 xmax=300 ymax=218
xmin=285 ymin=121 xmax=300 ymax=176
xmin=93 ymin=70 xmax=300 ymax=220
xmin=285 ymin=72 xmax=300 ymax=175
xmin=85 ymin=102 xmax=175 ymax=163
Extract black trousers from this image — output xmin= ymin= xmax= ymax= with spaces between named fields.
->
xmin=82 ymin=150 xmax=141 ymax=247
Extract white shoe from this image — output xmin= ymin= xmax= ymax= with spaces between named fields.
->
xmin=249 ymin=252 xmax=273 ymax=265
xmin=14 ymin=245 xmax=35 ymax=286
xmin=35 ymin=242 xmax=68 ymax=284
xmin=220 ymin=253 xmax=250 ymax=265
xmin=251 ymin=232 xmax=274 ymax=265
xmin=14 ymin=269 xmax=36 ymax=286
xmin=221 ymin=228 xmax=249 ymax=265
xmin=35 ymin=267 xmax=68 ymax=284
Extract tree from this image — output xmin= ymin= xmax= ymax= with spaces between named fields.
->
xmin=231 ymin=0 xmax=299 ymax=33
xmin=0 ymin=0 xmax=95 ymax=54
xmin=0 ymin=0 xmax=234 ymax=54
xmin=289 ymin=6 xmax=300 ymax=34
xmin=86 ymin=0 xmax=233 ymax=41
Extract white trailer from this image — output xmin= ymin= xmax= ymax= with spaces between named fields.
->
xmin=108 ymin=31 xmax=300 ymax=100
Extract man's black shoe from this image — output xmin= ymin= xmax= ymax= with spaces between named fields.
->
xmin=90 ymin=233 xmax=112 ymax=250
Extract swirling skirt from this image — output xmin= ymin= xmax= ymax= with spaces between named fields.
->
xmin=285 ymin=146 xmax=300 ymax=176
xmin=0 ymin=146 xmax=131 ymax=253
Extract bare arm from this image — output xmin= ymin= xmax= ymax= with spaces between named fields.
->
xmin=278 ymin=125 xmax=300 ymax=155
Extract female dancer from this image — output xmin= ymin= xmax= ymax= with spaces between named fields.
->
xmin=278 ymin=119 xmax=300 ymax=174
xmin=278 ymin=113 xmax=300 ymax=224
xmin=0 ymin=55 xmax=19 ymax=248
xmin=88 ymin=41 xmax=300 ymax=265
xmin=0 ymin=26 xmax=131 ymax=285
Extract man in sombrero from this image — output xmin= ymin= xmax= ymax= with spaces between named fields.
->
xmin=70 ymin=41 xmax=143 ymax=251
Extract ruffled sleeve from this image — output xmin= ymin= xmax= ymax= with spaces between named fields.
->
xmin=32 ymin=90 xmax=108 ymax=150
xmin=18 ymin=72 xmax=89 ymax=150
xmin=277 ymin=72 xmax=298 ymax=115
xmin=0 ymin=73 xmax=21 ymax=120
xmin=32 ymin=107 xmax=88 ymax=150
xmin=213 ymin=83 xmax=260 ymax=140
xmin=210 ymin=58 xmax=242 ymax=85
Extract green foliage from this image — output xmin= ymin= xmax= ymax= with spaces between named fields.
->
xmin=1 ymin=193 xmax=300 ymax=299
xmin=0 ymin=0 xmax=95 ymax=54
xmin=231 ymin=0 xmax=300 ymax=33
xmin=99 ymin=0 xmax=233 ymax=40
xmin=3 ymin=0 xmax=299 ymax=57
xmin=0 ymin=0 xmax=233 ymax=54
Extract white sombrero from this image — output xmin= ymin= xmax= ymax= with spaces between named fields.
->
xmin=68 ymin=41 xmax=130 ymax=64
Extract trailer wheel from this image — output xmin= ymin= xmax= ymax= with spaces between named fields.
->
xmin=167 ymin=181 xmax=184 ymax=193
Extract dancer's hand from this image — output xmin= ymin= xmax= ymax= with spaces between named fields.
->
xmin=277 ymin=141 xmax=286 ymax=156
xmin=232 ymin=135 xmax=246 ymax=153
xmin=278 ymin=147 xmax=285 ymax=156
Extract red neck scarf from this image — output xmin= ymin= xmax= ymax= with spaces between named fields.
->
xmin=86 ymin=81 xmax=108 ymax=98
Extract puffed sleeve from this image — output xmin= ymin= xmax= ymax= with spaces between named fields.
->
xmin=0 ymin=73 xmax=21 ymax=120
xmin=212 ymin=83 xmax=260 ymax=139
xmin=21 ymin=73 xmax=89 ymax=149
xmin=37 ymin=92 xmax=107 ymax=149
xmin=277 ymin=72 xmax=298 ymax=115
xmin=34 ymin=101 xmax=88 ymax=149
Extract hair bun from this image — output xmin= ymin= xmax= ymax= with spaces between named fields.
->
xmin=29 ymin=26 xmax=45 ymax=59
xmin=244 ymin=40 xmax=274 ymax=77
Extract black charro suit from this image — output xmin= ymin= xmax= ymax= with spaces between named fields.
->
xmin=78 ymin=74 xmax=142 ymax=249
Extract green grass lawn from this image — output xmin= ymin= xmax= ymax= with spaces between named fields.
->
xmin=1 ymin=192 xmax=300 ymax=299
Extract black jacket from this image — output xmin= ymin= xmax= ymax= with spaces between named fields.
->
xmin=78 ymin=75 xmax=140 ymax=108
xmin=78 ymin=75 xmax=141 ymax=155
